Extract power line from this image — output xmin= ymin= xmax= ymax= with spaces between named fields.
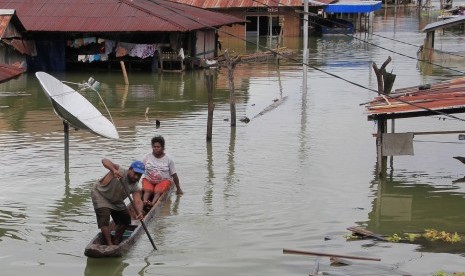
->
xmin=251 ymin=0 xmax=465 ymax=75
xmin=147 ymin=0 xmax=465 ymax=122
xmin=371 ymin=33 xmax=465 ymax=59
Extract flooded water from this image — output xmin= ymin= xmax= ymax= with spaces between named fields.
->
xmin=1 ymin=6 xmax=465 ymax=276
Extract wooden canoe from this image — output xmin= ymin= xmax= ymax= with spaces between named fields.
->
xmin=84 ymin=184 xmax=173 ymax=258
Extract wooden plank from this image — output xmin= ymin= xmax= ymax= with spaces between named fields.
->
xmin=330 ymin=257 xmax=353 ymax=266
xmin=283 ymin=248 xmax=381 ymax=261
xmin=347 ymin=226 xmax=388 ymax=241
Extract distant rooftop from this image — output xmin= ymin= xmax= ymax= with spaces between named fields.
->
xmin=169 ymin=0 xmax=335 ymax=8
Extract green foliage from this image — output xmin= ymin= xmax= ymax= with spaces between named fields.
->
xmin=423 ymin=229 xmax=461 ymax=243
xmin=385 ymin=229 xmax=462 ymax=244
xmin=433 ymin=271 xmax=465 ymax=276
xmin=344 ymin=234 xmax=361 ymax=240
xmin=387 ymin=233 xmax=401 ymax=242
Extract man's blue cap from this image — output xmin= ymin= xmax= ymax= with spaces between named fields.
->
xmin=130 ymin=160 xmax=145 ymax=174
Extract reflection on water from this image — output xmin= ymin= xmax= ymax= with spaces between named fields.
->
xmin=367 ymin=170 xmax=465 ymax=254
xmin=368 ymin=171 xmax=465 ymax=233
xmin=42 ymin=181 xmax=93 ymax=243
xmin=85 ymin=258 xmax=129 ymax=276
xmin=2 ymin=6 xmax=465 ymax=275
xmin=0 ymin=202 xmax=27 ymax=241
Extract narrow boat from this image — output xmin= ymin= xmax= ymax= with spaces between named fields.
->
xmin=84 ymin=184 xmax=173 ymax=258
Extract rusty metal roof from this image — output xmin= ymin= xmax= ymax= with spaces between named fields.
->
xmin=169 ymin=0 xmax=332 ymax=8
xmin=0 ymin=0 xmax=245 ymax=32
xmin=423 ymin=15 xmax=465 ymax=32
xmin=0 ymin=9 xmax=25 ymax=38
xmin=0 ymin=63 xmax=25 ymax=84
xmin=365 ymin=77 xmax=465 ymax=120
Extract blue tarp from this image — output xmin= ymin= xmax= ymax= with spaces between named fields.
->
xmin=324 ymin=1 xmax=382 ymax=13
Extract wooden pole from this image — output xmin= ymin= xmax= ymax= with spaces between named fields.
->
xmin=224 ymin=50 xmax=241 ymax=127
xmin=63 ymin=121 xmax=69 ymax=167
xmin=120 ymin=61 xmax=129 ymax=85
xmin=376 ymin=118 xmax=387 ymax=177
xmin=372 ymin=57 xmax=393 ymax=177
xmin=118 ymin=179 xmax=157 ymax=250
xmin=372 ymin=56 xmax=392 ymax=95
xmin=205 ymin=70 xmax=214 ymax=141
xmin=283 ymin=249 xmax=381 ymax=262
xmin=303 ymin=0 xmax=309 ymax=91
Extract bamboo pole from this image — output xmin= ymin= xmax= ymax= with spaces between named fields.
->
xmin=120 ymin=61 xmax=129 ymax=85
xmin=283 ymin=249 xmax=381 ymax=262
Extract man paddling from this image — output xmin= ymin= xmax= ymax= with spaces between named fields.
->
xmin=91 ymin=158 xmax=144 ymax=246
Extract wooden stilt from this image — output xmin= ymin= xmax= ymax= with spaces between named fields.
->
xmin=372 ymin=57 xmax=394 ymax=177
xmin=224 ymin=50 xmax=241 ymax=127
xmin=205 ymin=70 xmax=214 ymax=141
xmin=63 ymin=121 xmax=69 ymax=167
xmin=376 ymin=118 xmax=387 ymax=177
xmin=120 ymin=61 xmax=129 ymax=85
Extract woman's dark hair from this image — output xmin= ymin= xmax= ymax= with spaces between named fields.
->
xmin=151 ymin=135 xmax=165 ymax=148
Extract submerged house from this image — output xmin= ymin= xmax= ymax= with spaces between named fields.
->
xmin=0 ymin=9 xmax=35 ymax=83
xmin=169 ymin=0 xmax=331 ymax=38
xmin=317 ymin=0 xmax=382 ymax=35
xmin=170 ymin=0 xmax=381 ymax=39
xmin=0 ymin=0 xmax=245 ymax=72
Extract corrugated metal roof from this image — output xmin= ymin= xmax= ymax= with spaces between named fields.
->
xmin=0 ymin=63 xmax=25 ymax=84
xmin=0 ymin=14 xmax=11 ymax=38
xmin=169 ymin=0 xmax=333 ymax=8
xmin=324 ymin=1 xmax=382 ymax=13
xmin=0 ymin=10 xmax=25 ymax=38
xmin=366 ymin=77 xmax=465 ymax=120
xmin=0 ymin=0 xmax=245 ymax=32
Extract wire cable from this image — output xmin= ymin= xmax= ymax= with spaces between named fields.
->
xmin=146 ymin=0 xmax=465 ymax=122
xmin=250 ymin=0 xmax=465 ymax=74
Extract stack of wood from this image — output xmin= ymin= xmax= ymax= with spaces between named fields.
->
xmin=215 ymin=47 xmax=294 ymax=67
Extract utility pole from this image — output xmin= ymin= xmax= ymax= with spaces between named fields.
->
xmin=303 ymin=0 xmax=309 ymax=89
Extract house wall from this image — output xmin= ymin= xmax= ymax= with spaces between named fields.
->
xmin=195 ymin=29 xmax=216 ymax=59
xmin=0 ymin=44 xmax=26 ymax=68
xmin=216 ymin=8 xmax=302 ymax=38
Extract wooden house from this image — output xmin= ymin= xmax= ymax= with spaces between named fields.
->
xmin=0 ymin=0 xmax=245 ymax=72
xmin=169 ymin=0 xmax=336 ymax=38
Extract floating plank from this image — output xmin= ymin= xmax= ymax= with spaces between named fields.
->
xmin=330 ymin=257 xmax=352 ymax=266
xmin=283 ymin=248 xmax=381 ymax=261
xmin=347 ymin=226 xmax=388 ymax=241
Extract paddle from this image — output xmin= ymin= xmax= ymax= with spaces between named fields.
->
xmin=118 ymin=178 xmax=158 ymax=250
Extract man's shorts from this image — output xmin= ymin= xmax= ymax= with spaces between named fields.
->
xmin=142 ymin=178 xmax=171 ymax=194
xmin=95 ymin=207 xmax=131 ymax=228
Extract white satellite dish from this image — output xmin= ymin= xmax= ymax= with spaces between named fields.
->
xmin=36 ymin=71 xmax=119 ymax=139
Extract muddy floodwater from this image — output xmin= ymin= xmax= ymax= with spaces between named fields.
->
xmin=1 ymin=6 xmax=465 ymax=276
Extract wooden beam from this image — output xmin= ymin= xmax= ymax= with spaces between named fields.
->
xmin=283 ymin=249 xmax=381 ymax=261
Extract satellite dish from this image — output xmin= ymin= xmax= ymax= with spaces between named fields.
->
xmin=36 ymin=71 xmax=119 ymax=139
